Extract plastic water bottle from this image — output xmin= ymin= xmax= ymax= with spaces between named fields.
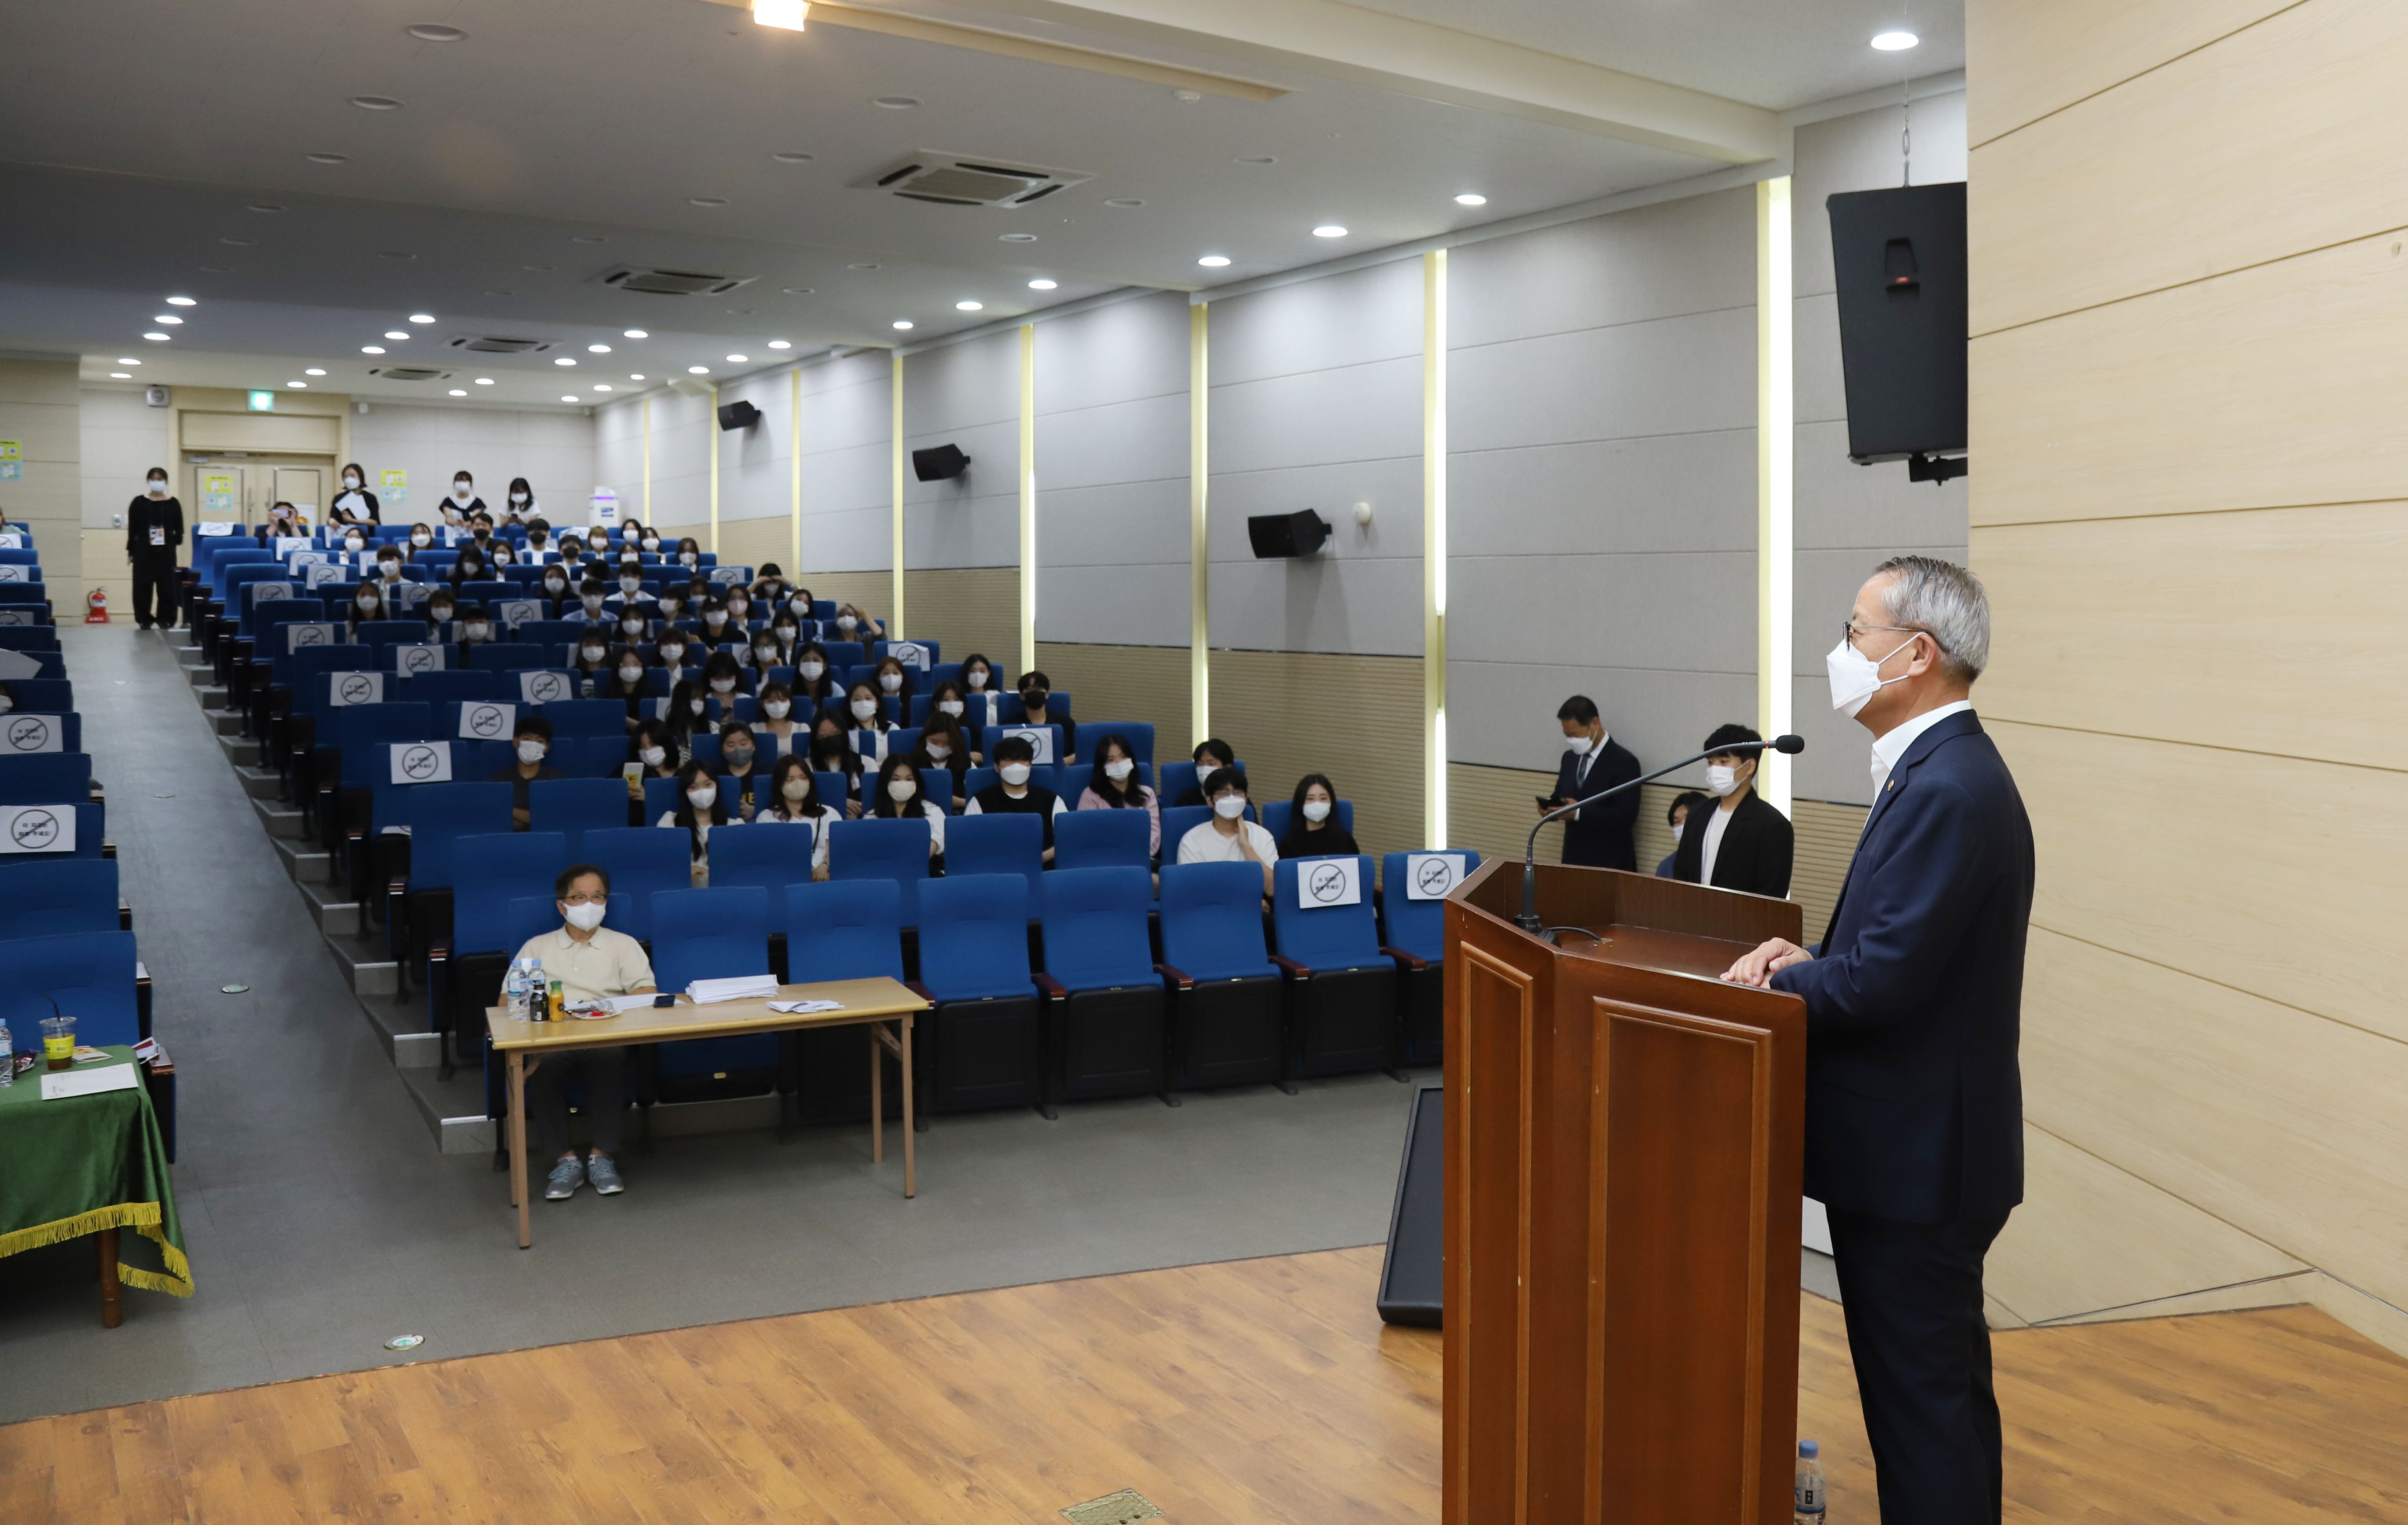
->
xmin=0 ymin=1018 xmax=12 ymax=1088
xmin=1795 ymin=1440 xmax=1826 ymax=1523
xmin=504 ymin=960 xmax=531 ymax=1023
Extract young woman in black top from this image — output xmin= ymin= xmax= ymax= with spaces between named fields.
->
xmin=809 ymin=723 xmax=866 ymax=817
xmin=446 ymin=545 xmax=489 ymax=589
xmin=658 ymin=759 xmax=736 ymax=882
xmin=331 ymin=463 xmax=380 ymax=523
xmin=598 ymin=645 xmax=650 ymax=729
xmin=665 ymin=676 xmax=716 ymax=762
xmin=701 ymin=650 xmax=747 ymax=716
xmin=716 ymin=721 xmax=764 ymax=821
xmin=539 ymin=563 xmax=576 ymax=608
xmin=1276 ymin=772 xmax=1358 ymax=861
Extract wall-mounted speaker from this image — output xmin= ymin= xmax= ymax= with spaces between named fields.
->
xmin=1828 ymin=182 xmax=1968 ymax=470
xmin=912 ymin=443 xmax=970 ymax=481
xmin=716 ymin=400 xmax=762 ymax=431
xmin=1248 ymin=508 xmax=1332 ymax=559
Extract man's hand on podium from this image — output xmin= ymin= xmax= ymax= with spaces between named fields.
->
xmin=1722 ymin=938 xmax=1812 ymax=988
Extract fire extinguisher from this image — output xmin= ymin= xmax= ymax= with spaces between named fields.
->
xmin=84 ymin=586 xmax=110 ymax=625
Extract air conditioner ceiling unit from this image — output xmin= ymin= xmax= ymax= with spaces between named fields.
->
xmin=860 ymin=152 xmax=1092 ymax=207
xmin=371 ymin=367 xmax=448 ymax=381
xmin=601 ymin=266 xmax=755 ymax=296
xmin=450 ymin=336 xmax=551 ymax=354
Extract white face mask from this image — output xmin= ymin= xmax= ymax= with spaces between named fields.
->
xmin=621 ymin=617 xmax=646 ymax=634
xmin=0 ymin=695 xmax=12 ymax=713
xmin=1564 ymin=734 xmax=1593 ymax=756
xmin=705 ymin=611 xmax=727 ymax=628
xmin=345 ymin=536 xmax=364 ymax=551
xmin=464 ymin=622 xmax=491 ymax=640
xmin=924 ymin=741 xmax=954 ymax=763
xmin=147 ymin=479 xmax=167 ymax=495
xmin=998 ymin=762 xmax=1031 ymax=787
xmin=965 ymin=669 xmax=987 ymax=691
xmin=878 ymin=672 xmax=902 ymax=692
xmin=1670 ymin=822 xmax=1685 ymax=845
xmin=1704 ymin=763 xmax=1740 ymax=797
xmin=780 ymin=777 xmax=810 ymax=802
xmin=659 ymin=645 xmax=685 ymax=663
xmin=1213 ymin=794 xmax=1247 ymax=820
xmin=639 ymin=745 xmax=666 ymax=766
xmin=620 ymin=665 xmax=644 ymax=683
xmin=774 ymin=625 xmax=798 ymax=642
xmin=834 ymin=614 xmax=856 ymax=631
xmin=754 ymin=644 xmax=778 ymax=662
xmin=1827 ymin=632 xmax=1919 ymax=719
xmin=850 ymin=698 xmax=877 ymax=722
xmin=517 ymin=741 xmax=547 ymax=764
xmin=686 ymin=786 xmax=717 ymax=810
xmin=431 ymin=606 xmax=455 ymax=622
xmin=549 ymin=578 xmax=571 ymax=595
xmin=412 ymin=531 xmax=432 ymax=546
xmin=763 ymin=700 xmax=790 ymax=719
xmin=937 ymin=699 xmax=964 ymax=717
xmin=510 ymin=492 xmax=529 ymax=506
xmin=561 ymin=901 xmax=607 ymax=932
xmin=643 ymin=537 xmax=660 ymax=551
xmin=620 ymin=577 xmax=642 ymax=593
xmin=886 ymin=778 xmax=917 ymax=803
xmin=680 ymin=551 xmax=698 ymax=565
xmin=1302 ymin=797 xmax=1331 ymax=823
xmin=727 ymin=601 xmax=749 ymax=618
xmin=581 ymin=644 xmax=606 ymax=661
xmin=583 ymin=593 xmax=605 ymax=610
xmin=1104 ymin=758 xmax=1133 ymax=782
xmin=454 ymin=484 xmax=472 ymax=500
xmin=344 ymin=475 xmax=362 ymax=489
xmin=798 ymin=660 xmax=824 ymax=681
xmin=688 ymin=698 xmax=706 ymax=715
xmin=710 ymin=677 xmax=737 ymax=694
xmin=356 ymin=594 xmax=378 ymax=611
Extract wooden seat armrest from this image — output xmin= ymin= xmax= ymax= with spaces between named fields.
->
xmin=1153 ymin=962 xmax=1195 ymax=991
xmin=1031 ymin=973 xmax=1067 ymax=999
xmin=1268 ymin=953 xmax=1312 ymax=980
xmin=1380 ymin=944 xmax=1428 ymax=972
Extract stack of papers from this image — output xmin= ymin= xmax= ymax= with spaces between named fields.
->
xmin=767 ymin=999 xmax=844 ymax=1015
xmin=687 ymin=974 xmax=780 ymax=1005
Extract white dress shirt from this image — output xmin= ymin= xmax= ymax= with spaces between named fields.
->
xmin=1869 ymin=701 xmax=1976 ymax=797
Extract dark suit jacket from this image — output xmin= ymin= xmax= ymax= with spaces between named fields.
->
xmin=1552 ymin=737 xmax=1640 ymax=871
xmin=126 ymin=494 xmax=184 ymax=557
xmin=1671 ymin=790 xmax=1794 ymax=899
xmin=1771 ymin=710 xmax=2033 ymax=1225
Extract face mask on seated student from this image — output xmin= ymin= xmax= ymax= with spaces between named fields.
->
xmin=657 ymin=639 xmax=687 ymax=666
xmin=582 ymin=590 xmax=606 ymax=614
xmin=344 ymin=533 xmax=365 ymax=553
xmin=580 ymin=639 xmax=608 ymax=666
xmin=378 ymin=556 xmax=404 ymax=581
xmin=618 ymin=660 xmax=645 ymax=686
xmin=545 ymin=573 xmax=570 ymax=598
xmin=411 ymin=527 xmax=434 ymax=548
xmin=355 ymin=592 xmax=380 ymax=617
xmin=429 ymin=601 xmax=456 ymax=624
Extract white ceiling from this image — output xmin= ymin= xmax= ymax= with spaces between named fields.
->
xmin=0 ymin=0 xmax=1960 ymax=401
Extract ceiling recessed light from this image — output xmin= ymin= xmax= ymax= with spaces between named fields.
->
xmin=954 ymin=301 xmax=983 ymax=312
xmin=201 ymin=265 xmax=234 ymax=273
xmin=153 ymin=315 xmax=184 ymax=325
xmin=688 ymin=196 xmax=728 ymax=207
xmin=117 ymin=358 xmax=140 ymax=365
xmin=998 ymin=232 xmax=1037 ymax=243
xmin=350 ymin=95 xmax=403 ymax=110
xmin=522 ymin=264 xmax=556 ymax=272
xmin=1312 ymin=224 xmax=1348 ymax=238
xmin=164 ymin=295 xmax=197 ymax=307
xmin=554 ymin=356 xmax=576 ymax=366
xmin=1028 ymin=279 xmax=1057 ymax=290
xmin=305 ymin=368 xmax=326 ymax=376
xmin=484 ymin=289 xmax=512 ymax=296
xmin=109 ymin=372 xmax=131 ymax=379
xmin=474 ymin=377 xmax=494 ymax=385
xmin=772 ymin=151 xmax=815 ymax=163
xmin=383 ymin=330 xmax=408 ymax=340
xmin=144 ymin=331 xmax=171 ymax=341
xmin=587 ymin=343 xmax=611 ymax=353
xmin=768 ymin=339 xmax=791 ymax=349
xmin=687 ymin=365 xmax=710 ymax=374
xmin=1454 ymin=192 xmax=1487 ymax=206
xmin=1235 ymin=155 xmax=1277 ymax=165
xmin=219 ymin=237 xmax=255 ymax=247
xmin=562 ymin=395 xmax=580 ymax=403
xmin=892 ymin=320 xmax=914 ymax=331
xmin=305 ymin=152 xmax=349 ymax=165
xmin=379 ymin=251 xmax=416 ymax=261
xmin=873 ymin=96 xmax=919 ymax=109
xmin=848 ymin=262 xmax=880 ymax=270
xmin=1871 ymin=29 xmax=1918 ymax=50
xmin=448 ymin=388 xmax=466 ymax=395
xmin=246 ymin=203 xmax=286 ymax=214
xmin=622 ymin=329 xmax=648 ymax=340
xmin=726 ymin=353 xmax=749 ymax=363
xmin=629 ymin=373 xmax=645 ymax=380
xmin=362 ymin=345 xmax=385 ymax=354
xmin=571 ymin=234 xmax=606 ymax=244
xmin=782 ymin=287 xmax=814 ymax=295
xmin=593 ymin=383 xmax=614 ymax=392
xmin=407 ymin=23 xmax=465 ymax=41
xmin=288 ymin=381 xmax=308 ymax=389
xmin=408 ymin=313 xmax=434 ymax=323
xmin=1105 ymin=198 xmax=1146 ymax=208
xmin=1197 ymin=255 xmax=1231 ymax=268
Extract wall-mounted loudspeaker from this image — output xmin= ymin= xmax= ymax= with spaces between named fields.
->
xmin=716 ymin=400 xmax=762 ymax=431
xmin=1248 ymin=508 xmax=1332 ymax=559
xmin=912 ymin=443 xmax=970 ymax=481
xmin=1828 ymin=182 xmax=1968 ymax=482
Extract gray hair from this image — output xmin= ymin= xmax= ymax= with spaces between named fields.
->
xmin=1870 ymin=555 xmax=1990 ymax=682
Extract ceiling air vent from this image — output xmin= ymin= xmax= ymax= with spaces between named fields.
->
xmin=599 ymin=266 xmax=755 ymax=296
xmin=449 ymin=336 xmax=552 ymax=355
xmin=859 ymin=152 xmax=1092 ymax=208
xmin=370 ymin=367 xmax=449 ymax=382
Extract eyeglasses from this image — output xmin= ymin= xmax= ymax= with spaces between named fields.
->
xmin=1842 ymin=620 xmax=1923 ymax=649
xmin=559 ymin=891 xmax=606 ymax=905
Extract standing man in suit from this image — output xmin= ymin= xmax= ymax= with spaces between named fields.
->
xmin=1673 ymin=723 xmax=1795 ymax=898
xmin=1544 ymin=695 xmax=1640 ymax=870
xmin=125 ymin=466 xmax=185 ymax=632
xmin=1724 ymin=556 xmax=2032 ymax=1524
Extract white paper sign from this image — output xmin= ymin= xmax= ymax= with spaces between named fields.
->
xmin=0 ymin=609 xmax=33 ymax=626
xmin=250 ymin=581 xmax=294 ymax=605
xmin=517 ymin=669 xmax=571 ymax=704
xmin=0 ymin=802 xmax=76 ymax=854
xmin=390 ymin=741 xmax=454 ymax=784
xmin=0 ymin=565 xmax=26 ymax=584
xmin=285 ymin=623 xmax=338 ymax=652
xmin=458 ymin=701 xmax=517 ymax=740
xmin=1403 ymin=852 xmax=1469 ymax=901
xmin=1003 ymin=726 xmax=1055 ymax=764
xmin=329 ymin=671 xmax=385 ymax=707
xmin=196 ymin=522 xmax=235 ymax=537
xmin=394 ymin=643 xmax=446 ymax=675
xmin=0 ymin=649 xmax=42 ymax=680
xmin=1296 ymin=855 xmax=1362 ymax=910
xmin=41 ymin=1062 xmax=139 ymax=1101
xmin=2 ymin=713 xmax=65 ymax=753
xmin=709 ymin=565 xmax=745 ymax=584
xmin=886 ymin=641 xmax=930 ymax=671
xmin=275 ymin=536 xmax=311 ymax=555
xmin=389 ymin=581 xmax=430 ymax=608
xmin=288 ymin=551 xmax=326 ymax=570
xmin=496 ymin=599 xmax=542 ymax=627
xmin=0 ymin=533 xmax=24 ymax=548
xmin=305 ymin=563 xmax=346 ymax=589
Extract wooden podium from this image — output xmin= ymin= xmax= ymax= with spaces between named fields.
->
xmin=1443 ymin=859 xmax=1808 ymax=1525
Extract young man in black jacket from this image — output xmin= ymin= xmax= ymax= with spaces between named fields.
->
xmin=1672 ymin=723 xmax=1795 ymax=899
xmin=125 ymin=467 xmax=185 ymax=630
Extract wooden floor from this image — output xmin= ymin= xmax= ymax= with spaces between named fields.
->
xmin=4 ymin=1246 xmax=2404 ymax=1523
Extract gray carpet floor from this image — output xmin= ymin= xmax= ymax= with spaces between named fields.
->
xmin=0 ymin=623 xmax=1423 ymax=1424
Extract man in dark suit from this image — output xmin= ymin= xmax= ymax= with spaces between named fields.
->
xmin=1544 ymin=694 xmax=1640 ymax=870
xmin=1673 ymin=722 xmax=1795 ymax=898
xmin=1725 ymin=556 xmax=2032 ymax=1525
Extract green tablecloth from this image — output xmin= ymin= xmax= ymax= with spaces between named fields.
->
xmin=0 ymin=1045 xmax=191 ymax=1297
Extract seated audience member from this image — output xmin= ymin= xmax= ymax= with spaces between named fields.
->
xmin=405 ymin=522 xmax=437 ymax=558
xmin=742 ymin=625 xmax=784 ymax=673
xmin=651 ymin=585 xmax=688 ymax=627
xmin=870 ymin=753 xmax=945 ymax=860
xmin=572 ymin=578 xmax=611 ymax=625
xmin=763 ymin=608 xmax=804 ymax=666
xmin=701 ymin=650 xmax=746 ymax=710
xmin=259 ymin=501 xmax=304 ymax=543
xmin=671 ymin=535 xmax=705 ymax=571
xmin=446 ymin=544 xmax=490 ymax=588
xmin=870 ymin=653 xmax=915 ymax=713
xmin=523 ymin=519 xmax=554 ymax=560
xmin=422 ymin=589 xmax=459 ymax=642
xmin=913 ymin=712 xmax=974 ymax=810
xmin=791 ymin=642 xmax=840 ymax=716
xmin=489 ymin=714 xmax=565 ymax=829
xmin=540 ymin=563 xmax=575 ymax=607
xmin=810 ymin=727 xmax=867 ymax=816
xmin=598 ymin=646 xmax=650 ymax=729
xmin=1671 ymin=723 xmax=1793 ymax=899
xmin=723 ymin=586 xmax=756 ymax=630
xmin=453 ymin=603 xmax=496 ymax=664
xmin=1075 ymin=732 xmax=1160 ymax=856
xmin=628 ymin=719 xmax=680 ymax=801
xmin=617 ymin=518 xmax=647 ymax=548
xmin=966 ymin=733 xmax=1066 ymax=863
xmin=653 ymin=628 xmax=695 ymax=690
xmin=569 ymin=628 xmax=613 ymax=690
xmin=758 ymin=755 xmax=840 ymax=878
xmin=1174 ymin=739 xmax=1238 ymax=808
xmin=697 ymin=597 xmax=737 ymax=644
xmin=371 ymin=544 xmax=408 ymax=589
xmin=1175 ymin=766 xmax=1277 ymax=895
xmin=346 ymin=582 xmax=390 ymax=634
xmin=754 ymin=680 xmax=806 ymax=759
xmin=666 ymin=677 xmax=717 ymax=753
xmin=830 ymin=601 xmax=877 ymax=641
xmin=1656 ymin=790 xmax=1711 ymax=878
xmin=337 ymin=524 xmax=371 ymax=558
xmin=1276 ymin=772 xmax=1358 ymax=861
xmin=778 ymin=583 xmax=816 ymax=623
xmin=923 ymin=678 xmax=982 ymax=759
xmin=843 ymin=680 xmax=897 ymax=741
xmin=607 ymin=563 xmax=648 ymax=609
xmin=488 ymin=539 xmax=518 ymax=567
xmin=513 ymin=864 xmax=656 ymax=1200
xmin=1014 ymin=670 xmax=1075 ymax=761
xmin=659 ymin=760 xmax=738 ymax=883
xmin=716 ymin=721 xmax=764 ymax=820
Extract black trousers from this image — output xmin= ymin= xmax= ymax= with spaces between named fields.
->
xmin=529 ymin=1045 xmax=629 ymax=1158
xmin=1826 ymin=1205 xmax=2012 ymax=1525
xmin=130 ymin=548 xmax=180 ymax=628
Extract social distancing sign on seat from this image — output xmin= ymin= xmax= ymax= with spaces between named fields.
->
xmin=390 ymin=741 xmax=454 ymax=784
xmin=2 ymin=713 xmax=65 ymax=753
xmin=1298 ymin=856 xmax=1362 ymax=909
xmin=1404 ymin=853 xmax=1468 ymax=900
xmin=396 ymin=643 xmax=444 ymax=674
xmin=330 ymin=672 xmax=385 ymax=707
xmin=0 ymin=803 xmax=75 ymax=854
xmin=459 ymin=702 xmax=516 ymax=741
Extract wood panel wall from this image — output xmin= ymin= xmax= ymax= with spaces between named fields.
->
xmin=1968 ymin=0 xmax=2408 ymax=1353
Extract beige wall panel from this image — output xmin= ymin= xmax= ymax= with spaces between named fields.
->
xmin=0 ymin=359 xmax=83 ymax=592
xmin=1448 ymin=761 xmax=1565 ymax=867
xmin=80 ymin=528 xmax=129 ymax=614
xmin=2021 ymin=927 xmax=2408 ymax=1312
xmin=1971 ymin=0 xmax=2408 ymax=335
xmin=1789 ymin=797 xmax=1865 ymax=949
xmin=1033 ymin=642 xmax=1190 ymax=759
xmin=2307 ymin=1270 xmax=2408 ymax=1360
xmin=715 ymin=517 xmax=791 ymax=578
xmin=1969 ymin=229 xmax=2408 ymax=526
xmin=1966 ymin=0 xmax=2296 ymax=146
xmin=1208 ymin=649 xmax=1422 ymax=863
xmin=1974 ymin=503 xmax=2408 ymax=760
xmin=178 ymin=411 xmax=341 ymax=454
xmin=1988 ymin=1123 xmax=2309 ymax=1324
xmin=1992 ymin=720 xmax=2408 ymax=1042
xmin=902 ymin=566 xmax=1017 ymax=672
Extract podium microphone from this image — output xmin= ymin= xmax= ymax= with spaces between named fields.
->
xmin=1516 ymin=735 xmax=1804 ymax=937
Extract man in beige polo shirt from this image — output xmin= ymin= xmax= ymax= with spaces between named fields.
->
xmin=514 ymin=864 xmax=656 ymax=1201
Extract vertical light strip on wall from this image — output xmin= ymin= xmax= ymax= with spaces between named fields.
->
xmin=1756 ymin=176 xmax=1795 ymax=817
xmin=1189 ymin=301 xmax=1210 ymax=750
xmin=707 ymin=384 xmax=721 ymax=553
xmin=789 ymin=368 xmax=803 ymax=573
xmin=1018 ymin=322 xmax=1038 ymax=675
xmin=890 ymin=353 xmax=905 ymax=638
xmin=1422 ymin=249 xmax=1449 ymax=851
xmin=641 ymin=396 xmax=653 ymax=525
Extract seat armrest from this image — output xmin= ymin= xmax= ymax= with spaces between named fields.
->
xmin=1031 ymin=972 xmax=1067 ymax=1000
xmin=904 ymin=980 xmax=937 ymax=1003
xmin=428 ymin=938 xmax=452 ymax=963
xmin=1153 ymin=961 xmax=1194 ymax=992
xmin=119 ymin=896 xmax=132 ymax=931
xmin=1268 ymin=952 xmax=1313 ymax=980
xmin=1380 ymin=944 xmax=1428 ymax=973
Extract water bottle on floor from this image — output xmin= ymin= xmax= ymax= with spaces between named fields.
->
xmin=1795 ymin=1439 xmax=1826 ymax=1523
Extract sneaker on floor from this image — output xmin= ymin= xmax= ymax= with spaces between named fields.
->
xmin=543 ymin=1155 xmax=586 ymax=1200
xmin=585 ymin=1154 xmax=624 ymax=1195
